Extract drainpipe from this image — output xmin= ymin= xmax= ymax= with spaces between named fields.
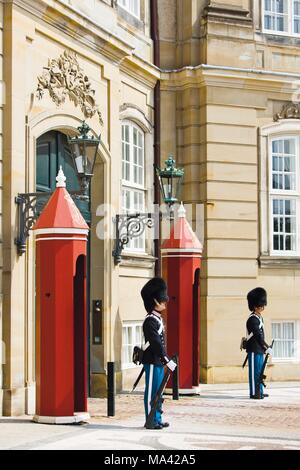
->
xmin=150 ymin=0 xmax=161 ymax=276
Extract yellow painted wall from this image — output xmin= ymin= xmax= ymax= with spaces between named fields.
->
xmin=1 ymin=0 xmax=158 ymax=415
xmin=0 ymin=0 xmax=3 ymax=414
xmin=160 ymin=0 xmax=300 ymax=384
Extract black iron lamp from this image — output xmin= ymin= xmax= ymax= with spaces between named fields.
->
xmin=15 ymin=121 xmax=100 ymax=255
xmin=112 ymin=155 xmax=184 ymax=265
xmin=156 ymin=155 xmax=184 ymax=219
xmin=68 ymin=121 xmax=101 ymax=197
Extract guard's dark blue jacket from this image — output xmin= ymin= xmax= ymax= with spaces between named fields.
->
xmin=246 ymin=313 xmax=269 ymax=354
xmin=142 ymin=311 xmax=170 ymax=366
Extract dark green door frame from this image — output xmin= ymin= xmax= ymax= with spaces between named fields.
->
xmin=36 ymin=130 xmax=91 ymax=396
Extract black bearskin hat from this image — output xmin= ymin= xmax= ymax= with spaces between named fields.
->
xmin=141 ymin=277 xmax=169 ymax=313
xmin=247 ymin=287 xmax=267 ymax=312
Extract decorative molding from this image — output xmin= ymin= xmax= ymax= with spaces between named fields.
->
xmin=120 ymin=103 xmax=147 ymax=114
xmin=119 ymin=103 xmax=153 ymax=133
xmin=36 ymin=50 xmax=103 ymax=125
xmin=274 ymin=102 xmax=300 ymax=121
xmin=204 ymin=2 xmax=251 ymax=24
xmin=261 ymin=119 xmax=300 ymax=137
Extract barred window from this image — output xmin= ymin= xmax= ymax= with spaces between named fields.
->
xmin=263 ymin=0 xmax=300 ymax=35
xmin=118 ymin=0 xmax=140 ymax=18
xmin=121 ymin=121 xmax=145 ymax=252
xmin=122 ymin=123 xmax=144 ymax=187
xmin=272 ymin=322 xmax=296 ymax=359
xmin=270 ymin=137 xmax=299 ymax=255
xmin=122 ymin=322 xmax=143 ymax=368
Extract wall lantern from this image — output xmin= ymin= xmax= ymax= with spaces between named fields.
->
xmin=112 ymin=155 xmax=184 ymax=265
xmin=156 ymin=155 xmax=184 ymax=219
xmin=67 ymin=121 xmax=101 ymax=198
xmin=15 ymin=121 xmax=99 ymax=255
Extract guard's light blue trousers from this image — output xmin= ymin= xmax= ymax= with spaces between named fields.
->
xmin=248 ymin=352 xmax=264 ymax=397
xmin=144 ymin=364 xmax=164 ymax=425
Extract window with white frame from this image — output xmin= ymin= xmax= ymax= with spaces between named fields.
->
xmin=121 ymin=121 xmax=145 ymax=252
xmin=118 ymin=0 xmax=140 ymax=18
xmin=122 ymin=322 xmax=143 ymax=368
xmin=271 ymin=321 xmax=300 ymax=360
xmin=270 ymin=137 xmax=299 ymax=255
xmin=263 ymin=0 xmax=300 ymax=35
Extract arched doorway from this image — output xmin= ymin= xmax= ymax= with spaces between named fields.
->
xmin=36 ymin=130 xmax=91 ymax=394
xmin=36 ymin=131 xmax=90 ymax=222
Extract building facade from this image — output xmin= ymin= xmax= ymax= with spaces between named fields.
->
xmin=159 ymin=0 xmax=300 ymax=383
xmin=1 ymin=0 xmax=300 ymax=418
xmin=0 ymin=1 xmax=3 ymax=415
xmin=0 ymin=0 xmax=159 ymax=416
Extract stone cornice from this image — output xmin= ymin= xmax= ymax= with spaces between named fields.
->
xmin=161 ymin=64 xmax=300 ymax=95
xmin=10 ymin=0 xmax=131 ymax=60
xmin=120 ymin=55 xmax=160 ymax=87
xmin=203 ymin=2 xmax=252 ymax=25
xmin=9 ymin=0 xmax=159 ymax=80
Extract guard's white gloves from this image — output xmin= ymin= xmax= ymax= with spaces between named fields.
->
xmin=166 ymin=359 xmax=177 ymax=371
xmin=265 ymin=347 xmax=273 ymax=355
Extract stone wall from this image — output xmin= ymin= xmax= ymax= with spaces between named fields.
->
xmin=0 ymin=0 xmax=3 ymax=413
xmin=160 ymin=0 xmax=300 ymax=383
xmin=0 ymin=0 xmax=158 ymax=414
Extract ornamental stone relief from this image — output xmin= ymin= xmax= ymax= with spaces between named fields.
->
xmin=274 ymin=102 xmax=300 ymax=122
xmin=36 ymin=50 xmax=103 ymax=125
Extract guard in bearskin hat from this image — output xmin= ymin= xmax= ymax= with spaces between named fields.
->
xmin=246 ymin=287 xmax=273 ymax=399
xmin=140 ymin=277 xmax=176 ymax=429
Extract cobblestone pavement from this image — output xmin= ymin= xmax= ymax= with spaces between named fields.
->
xmin=0 ymin=382 xmax=300 ymax=450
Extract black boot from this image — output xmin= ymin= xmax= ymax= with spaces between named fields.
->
xmin=250 ymin=394 xmax=264 ymax=399
xmin=145 ymin=423 xmax=163 ymax=430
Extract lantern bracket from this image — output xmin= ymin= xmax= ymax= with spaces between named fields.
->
xmin=112 ymin=212 xmax=159 ymax=265
xmin=15 ymin=190 xmax=86 ymax=256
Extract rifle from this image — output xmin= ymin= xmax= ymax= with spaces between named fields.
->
xmin=242 ymin=354 xmax=248 ymax=369
xmin=144 ymin=356 xmax=177 ymax=430
xmin=256 ymin=339 xmax=274 ymax=395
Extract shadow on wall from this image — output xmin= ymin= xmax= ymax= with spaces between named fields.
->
xmin=1 ymin=341 xmax=5 ymax=365
xmin=114 ymin=307 xmax=123 ymax=392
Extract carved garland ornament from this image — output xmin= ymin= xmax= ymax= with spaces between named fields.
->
xmin=274 ymin=102 xmax=300 ymax=122
xmin=36 ymin=50 xmax=103 ymax=125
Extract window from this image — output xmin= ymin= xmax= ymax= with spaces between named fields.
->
xmin=118 ymin=0 xmax=140 ymax=18
xmin=271 ymin=321 xmax=300 ymax=360
xmin=270 ymin=137 xmax=299 ymax=255
xmin=121 ymin=122 xmax=145 ymax=252
xmin=263 ymin=0 xmax=300 ymax=35
xmin=122 ymin=322 xmax=143 ymax=368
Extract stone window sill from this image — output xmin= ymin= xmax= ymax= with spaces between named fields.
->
xmin=120 ymin=252 xmax=157 ymax=268
xmin=259 ymin=256 xmax=300 ymax=269
xmin=117 ymin=6 xmax=144 ymax=31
